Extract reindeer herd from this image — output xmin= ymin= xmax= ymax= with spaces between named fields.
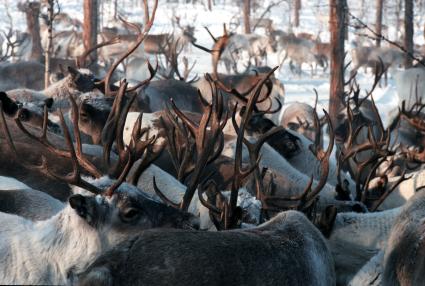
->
xmin=1 ymin=0 xmax=425 ymax=285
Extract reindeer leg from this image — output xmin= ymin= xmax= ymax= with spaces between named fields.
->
xmin=278 ymin=50 xmax=288 ymax=71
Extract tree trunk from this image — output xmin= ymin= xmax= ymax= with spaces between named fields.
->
xmin=329 ymin=0 xmax=346 ymax=128
xmin=404 ymin=0 xmax=414 ymax=68
xmin=44 ymin=0 xmax=54 ymax=89
xmin=20 ymin=2 xmax=43 ymax=61
xmin=395 ymin=0 xmax=402 ymax=40
xmin=423 ymin=21 xmax=425 ymax=56
xmin=83 ymin=0 xmax=98 ymax=62
xmin=344 ymin=0 xmax=349 ymax=40
xmin=208 ymin=0 xmax=212 ymax=11
xmin=293 ymin=0 xmax=301 ymax=27
xmin=375 ymin=0 xmax=383 ymax=46
xmin=243 ymin=0 xmax=251 ymax=34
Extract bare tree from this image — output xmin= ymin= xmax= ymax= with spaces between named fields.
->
xmin=44 ymin=0 xmax=54 ymax=88
xmin=18 ymin=1 xmax=43 ymax=61
xmin=344 ymin=0 xmax=349 ymax=40
xmin=395 ymin=0 xmax=402 ymax=38
xmin=375 ymin=0 xmax=384 ymax=46
xmin=329 ymin=0 xmax=346 ymax=127
xmin=243 ymin=0 xmax=251 ymax=33
xmin=293 ymin=0 xmax=301 ymax=27
xmin=83 ymin=0 xmax=98 ymax=62
xmin=404 ymin=0 xmax=414 ymax=68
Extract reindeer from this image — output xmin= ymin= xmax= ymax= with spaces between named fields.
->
xmin=311 ymin=42 xmax=331 ymax=71
xmin=5 ymin=67 xmax=98 ymax=109
xmin=0 ymin=177 xmax=63 ymax=226
xmin=252 ymin=17 xmax=274 ymax=32
xmin=192 ymin=24 xmax=232 ymax=77
xmin=383 ymin=189 xmax=425 ymax=285
xmin=193 ymin=71 xmax=285 ymax=124
xmin=350 ymin=44 xmax=405 ymax=85
xmin=328 ymin=207 xmax=401 ymax=284
xmin=221 ymin=33 xmax=275 ymax=69
xmin=349 ymin=251 xmax=384 ymax=286
xmin=75 ymin=210 xmax=335 ymax=286
xmin=101 ymin=17 xmax=194 ymax=63
xmin=40 ymin=12 xmax=83 ymax=32
xmin=275 ymin=34 xmax=324 ymax=75
xmin=0 ymin=177 xmax=198 ymax=285
xmin=0 ymin=182 xmax=64 ymax=221
xmin=0 ymin=91 xmax=60 ymax=134
xmin=280 ymin=102 xmax=318 ymax=143
xmin=0 ymin=61 xmax=46 ymax=90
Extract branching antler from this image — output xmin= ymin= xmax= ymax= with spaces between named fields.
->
xmin=99 ymin=0 xmax=159 ymax=96
xmin=101 ymin=80 xmax=158 ymax=196
xmin=76 ymin=36 xmax=122 ymax=68
xmin=1 ymin=100 xmax=103 ymax=195
xmin=14 ymin=97 xmax=102 ymax=178
xmin=153 ymin=76 xmax=227 ymax=212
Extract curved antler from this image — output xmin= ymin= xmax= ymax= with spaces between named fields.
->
xmin=100 ymin=0 xmax=159 ymax=96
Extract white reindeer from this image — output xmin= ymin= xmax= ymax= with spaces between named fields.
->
xmin=328 ymin=208 xmax=401 ymax=284
xmin=383 ymin=189 xmax=425 ymax=285
xmin=0 ymin=177 xmax=198 ymax=285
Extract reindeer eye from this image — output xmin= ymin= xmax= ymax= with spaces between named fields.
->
xmin=120 ymin=208 xmax=141 ymax=222
xmin=287 ymin=122 xmax=299 ymax=130
xmin=18 ymin=111 xmax=29 ymax=121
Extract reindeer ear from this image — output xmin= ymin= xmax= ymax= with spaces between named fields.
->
xmin=316 ymin=205 xmax=337 ymax=238
xmin=0 ymin=91 xmax=18 ymax=116
xmin=239 ymin=106 xmax=247 ymax=116
xmin=69 ymin=194 xmax=97 ymax=224
xmin=44 ymin=98 xmax=54 ymax=109
xmin=68 ymin=66 xmax=81 ymax=80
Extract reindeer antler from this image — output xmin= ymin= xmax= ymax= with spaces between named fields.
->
xmin=0 ymin=100 xmax=104 ymax=195
xmin=75 ymin=36 xmax=122 ymax=68
xmin=101 ymin=80 xmax=158 ymax=196
xmin=153 ymin=76 xmax=227 ymax=212
xmin=99 ymin=0 xmax=158 ymax=96
xmin=199 ymin=68 xmax=280 ymax=229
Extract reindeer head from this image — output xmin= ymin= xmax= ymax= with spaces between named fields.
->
xmin=281 ymin=102 xmax=317 ymax=143
xmin=0 ymin=91 xmax=59 ymax=132
xmin=75 ymin=95 xmax=115 ymax=144
xmin=0 ymin=90 xmax=198 ymax=241
xmin=69 ymin=177 xmax=199 ymax=243
xmin=66 ymin=67 xmax=97 ymax=93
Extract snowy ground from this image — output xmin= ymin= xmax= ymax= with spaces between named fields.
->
xmin=0 ymin=0 xmax=422 ymax=127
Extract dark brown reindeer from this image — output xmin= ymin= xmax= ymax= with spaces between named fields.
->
xmin=0 ymin=101 xmax=74 ymax=200
xmin=192 ymin=24 xmax=232 ymax=78
xmin=0 ymin=0 xmax=158 ymax=200
xmin=75 ymin=209 xmax=335 ymax=286
xmin=0 ymin=91 xmax=58 ymax=132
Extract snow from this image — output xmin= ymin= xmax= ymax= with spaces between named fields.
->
xmin=0 ymin=0 xmax=422 ymax=129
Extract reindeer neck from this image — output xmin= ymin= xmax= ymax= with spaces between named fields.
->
xmin=330 ymin=207 xmax=401 ymax=250
xmin=30 ymin=206 xmax=105 ymax=284
xmin=43 ymin=76 xmax=75 ymax=99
